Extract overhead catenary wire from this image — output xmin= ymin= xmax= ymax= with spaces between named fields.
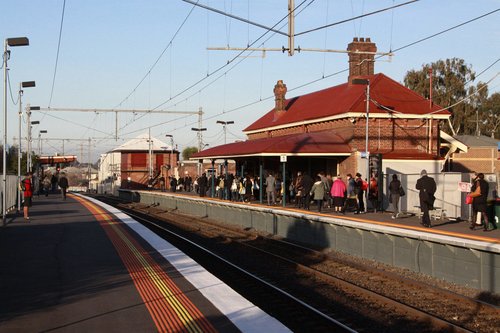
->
xmin=152 ymin=10 xmax=500 ymax=140
xmin=296 ymin=0 xmax=419 ymax=36
xmin=115 ymin=0 xmax=311 ymax=134
xmin=114 ymin=1 xmax=200 ymax=109
xmin=48 ymin=0 xmax=67 ymax=107
xmin=149 ymin=0 xmax=311 ymax=112
xmin=41 ymin=5 xmax=500 ymax=156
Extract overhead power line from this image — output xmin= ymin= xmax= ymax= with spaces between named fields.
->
xmin=48 ymin=0 xmax=67 ymax=107
xmin=152 ymin=8 xmax=500 ymax=140
xmin=114 ymin=1 xmax=199 ymax=108
xmin=391 ymin=8 xmax=499 ymax=54
xmin=181 ymin=0 xmax=287 ymax=36
xmin=295 ymin=0 xmax=419 ymax=36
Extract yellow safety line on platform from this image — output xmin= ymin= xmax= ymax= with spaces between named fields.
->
xmin=74 ymin=195 xmax=216 ymax=333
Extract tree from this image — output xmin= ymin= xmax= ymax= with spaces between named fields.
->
xmin=403 ymin=58 xmax=485 ymax=135
xmin=481 ymin=92 xmax=500 ymax=138
xmin=182 ymin=146 xmax=199 ymax=160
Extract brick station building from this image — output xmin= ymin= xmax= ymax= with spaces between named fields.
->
xmin=193 ymin=38 xmax=452 ymax=182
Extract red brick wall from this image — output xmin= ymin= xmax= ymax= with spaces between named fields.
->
xmin=450 ymin=147 xmax=500 ymax=173
xmin=120 ymin=152 xmax=178 ymax=189
xmin=247 ymin=117 xmax=441 ymax=156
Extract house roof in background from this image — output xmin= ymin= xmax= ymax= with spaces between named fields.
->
xmin=453 ymin=135 xmax=500 ymax=148
xmin=112 ymin=133 xmax=172 ymax=152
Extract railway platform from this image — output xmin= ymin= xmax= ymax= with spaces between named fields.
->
xmin=124 ymin=189 xmax=500 ymax=294
xmin=0 ymin=193 xmax=290 ymax=333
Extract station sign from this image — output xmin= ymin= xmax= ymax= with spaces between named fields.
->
xmin=458 ymin=182 xmax=472 ymax=193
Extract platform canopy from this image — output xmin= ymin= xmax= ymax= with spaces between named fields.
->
xmin=192 ymin=130 xmax=352 ymax=160
xmin=38 ymin=155 xmax=77 ymax=164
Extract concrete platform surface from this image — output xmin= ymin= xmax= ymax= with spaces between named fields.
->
xmin=0 ymin=193 xmax=290 ymax=333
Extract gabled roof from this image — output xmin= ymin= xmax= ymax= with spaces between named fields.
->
xmin=244 ymin=73 xmax=450 ymax=133
xmin=191 ymin=130 xmax=351 ymax=159
xmin=112 ymin=133 xmax=171 ymax=152
xmin=454 ymin=135 xmax=500 ymax=148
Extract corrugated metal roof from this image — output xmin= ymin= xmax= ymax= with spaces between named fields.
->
xmin=244 ymin=73 xmax=449 ymax=133
xmin=112 ymin=133 xmax=171 ymax=152
xmin=454 ymin=135 xmax=500 ymax=147
xmin=192 ymin=130 xmax=352 ymax=159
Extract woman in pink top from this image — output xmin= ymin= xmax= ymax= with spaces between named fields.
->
xmin=330 ymin=175 xmax=347 ymax=212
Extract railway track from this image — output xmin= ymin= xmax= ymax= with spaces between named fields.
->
xmin=93 ymin=194 xmax=499 ymax=333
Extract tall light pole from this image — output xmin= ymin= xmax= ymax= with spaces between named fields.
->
xmin=191 ymin=127 xmax=207 ymax=176
xmin=38 ymin=130 xmax=47 ymax=155
xmin=3 ymin=37 xmax=29 ymax=224
xmin=28 ymin=115 xmax=40 ymax=172
xmin=165 ymin=134 xmax=174 ymax=177
xmin=17 ymin=81 xmax=35 ymax=212
xmin=216 ymin=120 xmax=234 ymax=144
xmin=352 ymin=78 xmax=370 ymax=213
xmin=146 ymin=129 xmax=153 ymax=188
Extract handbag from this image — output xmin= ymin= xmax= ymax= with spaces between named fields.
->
xmin=465 ymin=194 xmax=473 ymax=205
xmin=398 ymin=186 xmax=405 ymax=196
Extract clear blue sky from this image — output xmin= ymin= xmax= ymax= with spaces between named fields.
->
xmin=2 ymin=0 xmax=499 ymax=163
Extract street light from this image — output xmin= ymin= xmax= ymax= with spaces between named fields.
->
xmin=28 ymin=113 xmax=40 ymax=172
xmin=165 ymin=134 xmax=174 ymax=170
xmin=38 ymin=130 xmax=47 ymax=155
xmin=17 ymin=81 xmax=35 ymax=212
xmin=3 ymin=36 xmax=29 ymax=224
xmin=216 ymin=120 xmax=234 ymax=144
xmin=352 ymin=78 xmax=370 ymax=213
xmin=191 ymin=127 xmax=207 ymax=176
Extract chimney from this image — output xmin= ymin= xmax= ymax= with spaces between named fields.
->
xmin=273 ymin=80 xmax=287 ymax=121
xmin=347 ymin=37 xmax=377 ymax=83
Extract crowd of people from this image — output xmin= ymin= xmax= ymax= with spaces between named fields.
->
xmin=20 ymin=170 xmax=70 ymax=220
xmin=150 ymin=168 xmax=495 ymax=231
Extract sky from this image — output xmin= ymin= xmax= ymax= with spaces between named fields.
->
xmin=2 ymin=0 xmax=499 ymax=164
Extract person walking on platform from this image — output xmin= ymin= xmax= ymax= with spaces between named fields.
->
xmin=294 ymin=172 xmax=304 ymax=207
xmin=368 ymin=173 xmax=379 ymax=213
xmin=310 ymin=176 xmax=325 ymax=212
xmin=198 ymin=173 xmax=208 ymax=197
xmin=243 ymin=175 xmax=253 ymax=202
xmin=468 ymin=173 xmax=493 ymax=231
xmin=300 ymin=172 xmax=314 ymax=210
xmin=170 ymin=176 xmax=178 ymax=192
xmin=58 ymin=172 xmax=69 ymax=200
xmin=265 ymin=172 xmax=276 ymax=205
xmin=330 ymin=175 xmax=346 ymax=213
xmin=20 ymin=172 xmax=33 ymax=221
xmin=354 ymin=173 xmax=365 ymax=214
xmin=343 ymin=174 xmax=359 ymax=213
xmin=416 ymin=169 xmax=436 ymax=228
xmin=51 ymin=173 xmax=58 ymax=193
xmin=389 ymin=174 xmax=402 ymax=219
xmin=42 ymin=174 xmax=51 ymax=197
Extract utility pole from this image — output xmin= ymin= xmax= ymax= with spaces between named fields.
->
xmin=88 ymin=138 xmax=91 ymax=191
xmin=191 ymin=108 xmax=206 ymax=175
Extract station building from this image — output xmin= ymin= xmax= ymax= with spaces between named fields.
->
xmin=98 ymin=133 xmax=178 ymax=190
xmin=193 ymin=37 xmax=452 ymax=181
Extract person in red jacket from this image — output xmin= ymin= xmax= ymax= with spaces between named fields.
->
xmin=21 ymin=172 xmax=33 ymax=220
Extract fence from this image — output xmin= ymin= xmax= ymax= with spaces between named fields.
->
xmin=382 ymin=172 xmax=498 ymax=220
xmin=1 ymin=175 xmax=22 ymax=215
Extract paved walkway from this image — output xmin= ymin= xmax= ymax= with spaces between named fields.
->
xmin=0 ymin=193 xmax=290 ymax=333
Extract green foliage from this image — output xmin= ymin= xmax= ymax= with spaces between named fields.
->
xmin=182 ymin=146 xmax=199 ymax=160
xmin=481 ymin=92 xmax=500 ymax=138
xmin=403 ymin=58 xmax=498 ymax=137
